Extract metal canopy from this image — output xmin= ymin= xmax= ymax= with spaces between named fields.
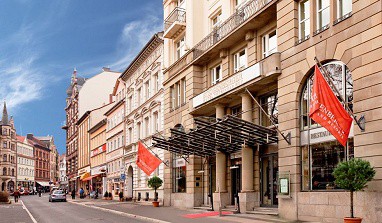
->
xmin=152 ymin=115 xmax=278 ymax=157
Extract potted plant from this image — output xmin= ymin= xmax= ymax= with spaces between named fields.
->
xmin=148 ymin=176 xmax=163 ymax=207
xmin=333 ymin=158 xmax=376 ymax=223
xmin=108 ymin=192 xmax=112 ymax=200
xmin=103 ymin=191 xmax=108 ymax=200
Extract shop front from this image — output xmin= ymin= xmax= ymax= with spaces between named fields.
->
xmin=90 ymin=165 xmax=107 ymax=196
xmin=78 ymin=166 xmax=91 ymax=194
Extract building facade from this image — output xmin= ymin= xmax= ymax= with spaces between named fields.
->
xmin=158 ymin=0 xmax=382 ymax=222
xmin=121 ymin=32 xmax=165 ymax=202
xmin=0 ymin=102 xmax=17 ymax=192
xmin=59 ymin=154 xmax=68 ymax=189
xmin=27 ymin=134 xmax=51 ymax=190
xmin=105 ymin=79 xmax=125 ymax=200
xmin=16 ymin=136 xmax=35 ymax=191
xmin=63 ymin=69 xmax=86 ymax=192
xmin=77 ymin=113 xmax=91 ymax=193
xmin=37 ymin=136 xmax=59 ymax=186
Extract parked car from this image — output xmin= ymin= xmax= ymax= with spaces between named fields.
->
xmin=49 ymin=190 xmax=66 ymax=202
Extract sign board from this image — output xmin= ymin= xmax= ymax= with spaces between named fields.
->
xmin=91 ymin=144 xmax=106 ymax=157
xmin=278 ymin=171 xmax=290 ymax=197
xmin=174 ymin=158 xmax=186 ymax=167
xmin=192 ymin=63 xmax=260 ymax=108
xmin=300 ymin=126 xmax=354 ymax=146
xmin=120 ymin=174 xmax=126 ymax=180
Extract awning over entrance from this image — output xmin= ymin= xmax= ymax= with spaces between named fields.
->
xmin=81 ymin=174 xmax=101 ymax=182
xmin=153 ymin=115 xmax=278 ymax=157
xmin=80 ymin=172 xmax=90 ymax=181
xmin=36 ymin=181 xmax=50 ymax=187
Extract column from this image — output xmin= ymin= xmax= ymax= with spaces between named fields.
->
xmin=213 ymin=104 xmax=229 ymax=209
xmin=241 ymin=93 xmax=254 ymax=191
xmin=238 ymin=93 xmax=256 ymax=212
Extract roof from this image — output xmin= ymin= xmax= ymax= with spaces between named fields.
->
xmin=26 ymin=134 xmax=50 ymax=151
xmin=104 ymin=99 xmax=125 ymax=116
xmin=16 ymin=135 xmax=25 ymax=142
xmin=120 ymin=32 xmax=164 ymax=80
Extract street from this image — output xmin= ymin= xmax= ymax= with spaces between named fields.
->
xmin=5 ymin=194 xmax=147 ymax=223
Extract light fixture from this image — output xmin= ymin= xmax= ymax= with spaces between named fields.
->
xmin=230 ymin=165 xmax=239 ymax=169
xmin=197 ymin=170 xmax=205 ymax=173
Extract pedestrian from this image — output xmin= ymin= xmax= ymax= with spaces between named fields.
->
xmin=119 ymin=191 xmax=123 ymax=202
xmin=79 ymin=188 xmax=84 ymax=199
xmin=13 ymin=190 xmax=19 ymax=203
xmin=38 ymin=188 xmax=42 ymax=197
xmin=71 ymin=189 xmax=76 ymax=199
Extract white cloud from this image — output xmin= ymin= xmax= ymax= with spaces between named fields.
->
xmin=109 ymin=14 xmax=163 ymax=71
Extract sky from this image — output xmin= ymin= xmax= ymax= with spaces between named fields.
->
xmin=0 ymin=0 xmax=163 ymax=155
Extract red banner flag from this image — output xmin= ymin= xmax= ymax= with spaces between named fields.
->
xmin=136 ymin=141 xmax=161 ymax=176
xmin=309 ymin=65 xmax=353 ymax=146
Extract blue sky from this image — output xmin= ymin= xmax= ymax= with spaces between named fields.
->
xmin=0 ymin=0 xmax=163 ymax=155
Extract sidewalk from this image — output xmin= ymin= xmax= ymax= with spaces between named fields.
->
xmin=68 ymin=198 xmax=299 ymax=223
xmin=0 ymin=200 xmax=34 ymax=223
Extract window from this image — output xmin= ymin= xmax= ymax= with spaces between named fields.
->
xmin=153 ymin=73 xmax=159 ymax=93
xmin=3 ymin=167 xmax=6 ymax=175
xmin=128 ymin=96 xmax=132 ymax=113
xmin=153 ymin=112 xmax=159 ymax=132
xmin=234 ymin=49 xmax=247 ymax=72
xmin=337 ymin=0 xmax=352 ymax=19
xmin=231 ymin=105 xmax=242 ymax=119
xmin=260 ymin=93 xmax=278 ymax=127
xmin=144 ymin=117 xmax=150 ymax=138
xmin=175 ymin=36 xmax=186 ymax=60
xmin=137 ymin=122 xmax=141 ymax=140
xmin=262 ymin=30 xmax=277 ymax=58
xmin=211 ymin=65 xmax=222 ymax=86
xmin=317 ymin=0 xmax=330 ymax=30
xmin=172 ymin=156 xmax=186 ymax=193
xmin=3 ymin=154 xmax=6 ymax=162
xmin=182 ymin=78 xmax=186 ymax=104
xmin=170 ymin=86 xmax=175 ymax=109
xmin=235 ymin=0 xmax=248 ymax=9
xmin=137 ymin=88 xmax=141 ymax=106
xmin=128 ymin=127 xmax=133 ymax=144
xmin=211 ymin=12 xmax=222 ymax=31
xmin=145 ymin=80 xmax=150 ymax=100
xmin=300 ymin=61 xmax=354 ymax=191
xmin=176 ymin=82 xmax=181 ymax=107
xmin=299 ymin=0 xmax=310 ymax=40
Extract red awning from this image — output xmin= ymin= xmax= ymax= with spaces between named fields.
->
xmin=81 ymin=174 xmax=101 ymax=182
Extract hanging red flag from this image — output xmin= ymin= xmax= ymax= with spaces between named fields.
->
xmin=136 ymin=141 xmax=161 ymax=176
xmin=309 ymin=65 xmax=353 ymax=146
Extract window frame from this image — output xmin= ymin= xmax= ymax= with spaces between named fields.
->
xmin=316 ymin=0 xmax=330 ymax=30
xmin=211 ymin=64 xmax=222 ymax=86
xmin=233 ymin=48 xmax=247 ymax=73
xmin=298 ymin=0 xmax=310 ymax=40
xmin=175 ymin=35 xmax=186 ymax=60
xmin=262 ymin=30 xmax=277 ymax=58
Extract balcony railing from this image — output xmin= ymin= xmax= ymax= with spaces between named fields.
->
xmin=164 ymin=7 xmax=186 ymax=32
xmin=193 ymin=0 xmax=271 ymax=59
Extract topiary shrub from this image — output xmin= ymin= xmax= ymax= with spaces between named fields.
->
xmin=108 ymin=192 xmax=112 ymax=197
xmin=0 ymin=192 xmax=9 ymax=202
xmin=333 ymin=158 xmax=376 ymax=219
xmin=104 ymin=191 xmax=108 ymax=197
xmin=148 ymin=176 xmax=163 ymax=202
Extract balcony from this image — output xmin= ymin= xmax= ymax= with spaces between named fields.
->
xmin=191 ymin=52 xmax=281 ymax=110
xmin=164 ymin=7 xmax=186 ymax=39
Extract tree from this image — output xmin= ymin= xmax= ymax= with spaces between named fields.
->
xmin=148 ymin=176 xmax=163 ymax=201
xmin=333 ymin=158 xmax=375 ymax=218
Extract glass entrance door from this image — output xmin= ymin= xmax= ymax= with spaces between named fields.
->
xmin=261 ymin=154 xmax=278 ymax=206
xmin=231 ymin=164 xmax=241 ymax=205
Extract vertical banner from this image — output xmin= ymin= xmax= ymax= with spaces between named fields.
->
xmin=136 ymin=142 xmax=161 ymax=176
xmin=309 ymin=65 xmax=353 ymax=146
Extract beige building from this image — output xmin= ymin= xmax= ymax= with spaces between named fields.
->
xmin=156 ymin=0 xmax=382 ymax=222
xmin=105 ymin=79 xmax=125 ymax=200
xmin=88 ymin=103 xmax=113 ymax=196
xmin=77 ymin=112 xmax=91 ymax=192
xmin=0 ymin=102 xmax=17 ymax=192
xmin=121 ymin=32 xmax=165 ymax=202
xmin=16 ymin=136 xmax=35 ymax=190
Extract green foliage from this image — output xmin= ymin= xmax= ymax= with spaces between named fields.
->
xmin=333 ymin=158 xmax=376 ymax=192
xmin=108 ymin=192 xmax=112 ymax=197
xmin=148 ymin=176 xmax=163 ymax=191
xmin=0 ymin=192 xmax=9 ymax=202
xmin=104 ymin=191 xmax=108 ymax=197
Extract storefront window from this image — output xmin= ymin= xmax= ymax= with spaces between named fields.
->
xmin=300 ymin=61 xmax=354 ymax=191
xmin=172 ymin=154 xmax=186 ymax=193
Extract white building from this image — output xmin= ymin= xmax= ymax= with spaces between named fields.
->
xmin=120 ymin=32 xmax=165 ymax=202
xmin=78 ymin=67 xmax=121 ymax=118
xmin=59 ymin=154 xmax=68 ymax=189
xmin=16 ymin=136 xmax=35 ymax=191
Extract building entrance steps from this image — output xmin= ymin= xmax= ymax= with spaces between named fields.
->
xmin=193 ymin=204 xmax=213 ymax=211
xmin=247 ymin=207 xmax=278 ymax=216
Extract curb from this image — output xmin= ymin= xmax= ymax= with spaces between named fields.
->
xmin=68 ymin=200 xmax=170 ymax=223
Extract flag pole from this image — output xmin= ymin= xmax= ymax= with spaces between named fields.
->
xmin=314 ymin=57 xmax=365 ymax=131
xmin=139 ymin=139 xmax=169 ymax=167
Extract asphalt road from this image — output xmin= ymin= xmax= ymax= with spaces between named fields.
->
xmin=18 ymin=194 xmax=148 ymax=223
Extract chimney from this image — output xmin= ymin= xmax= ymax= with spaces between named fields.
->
xmin=102 ymin=67 xmax=110 ymax=72
xmin=27 ymin=133 xmax=33 ymax=139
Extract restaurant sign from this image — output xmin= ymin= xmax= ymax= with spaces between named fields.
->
xmin=300 ymin=125 xmax=354 ymax=146
xmin=91 ymin=144 xmax=106 ymax=157
xmin=192 ymin=63 xmax=260 ymax=108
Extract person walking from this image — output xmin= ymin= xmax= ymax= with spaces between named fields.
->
xmin=38 ymin=188 xmax=42 ymax=197
xmin=79 ymin=188 xmax=84 ymax=199
xmin=13 ymin=190 xmax=19 ymax=203
xmin=71 ymin=189 xmax=76 ymax=199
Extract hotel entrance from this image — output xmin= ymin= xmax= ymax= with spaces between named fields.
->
xmin=260 ymin=153 xmax=278 ymax=206
xmin=230 ymin=163 xmax=241 ymax=205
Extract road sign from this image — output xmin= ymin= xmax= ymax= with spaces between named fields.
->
xmin=120 ymin=174 xmax=126 ymax=180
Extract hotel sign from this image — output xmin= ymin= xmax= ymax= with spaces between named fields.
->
xmin=192 ymin=63 xmax=260 ymax=108
xmin=301 ymin=125 xmax=354 ymax=146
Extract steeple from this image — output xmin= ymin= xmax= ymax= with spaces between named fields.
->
xmin=2 ymin=101 xmax=9 ymax=126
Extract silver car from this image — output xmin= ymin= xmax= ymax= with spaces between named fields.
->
xmin=49 ymin=190 xmax=67 ymax=202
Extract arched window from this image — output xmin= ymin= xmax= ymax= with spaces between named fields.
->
xmin=300 ymin=61 xmax=354 ymax=191
xmin=2 ymin=167 xmax=6 ymax=175
xmin=11 ymin=169 xmax=14 ymax=176
xmin=3 ymin=154 xmax=6 ymax=162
